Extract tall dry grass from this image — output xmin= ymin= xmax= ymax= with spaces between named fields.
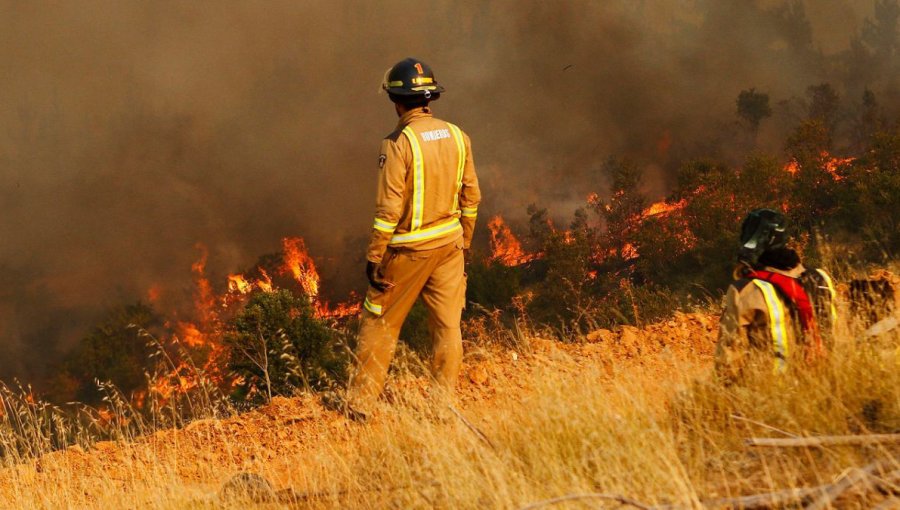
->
xmin=0 ymin=306 xmax=897 ymax=508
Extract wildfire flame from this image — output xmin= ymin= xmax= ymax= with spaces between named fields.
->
xmin=191 ymin=244 xmax=216 ymax=324
xmin=282 ymin=237 xmax=320 ymax=298
xmin=227 ymin=268 xmax=273 ymax=295
xmin=141 ymin=234 xmax=360 ymax=407
xmin=642 ymin=198 xmax=687 ymax=218
xmin=488 ymin=215 xmax=536 ymax=267
xmin=783 ymin=152 xmax=855 ymax=181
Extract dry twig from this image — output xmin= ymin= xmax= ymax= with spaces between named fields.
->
xmin=448 ymin=404 xmax=496 ymax=450
xmin=804 ymin=462 xmax=882 ymax=510
xmin=746 ymin=433 xmax=900 ymax=448
xmin=517 ymin=492 xmax=653 ymax=510
xmin=730 ymin=413 xmax=799 ymax=437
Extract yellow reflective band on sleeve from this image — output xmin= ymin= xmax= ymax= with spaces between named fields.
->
xmin=753 ymin=279 xmax=789 ymax=374
xmin=373 ymin=217 xmax=398 ymax=233
xmin=447 ymin=123 xmax=466 ymax=215
xmin=389 ymin=218 xmax=462 ymax=245
xmin=363 ymin=298 xmax=383 ymax=316
xmin=461 ymin=207 xmax=478 ymax=218
xmin=402 ymin=126 xmax=425 ymax=231
xmin=815 ymin=268 xmax=838 ymax=324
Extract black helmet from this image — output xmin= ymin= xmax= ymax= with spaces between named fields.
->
xmin=382 ymin=58 xmax=445 ymax=101
xmin=738 ymin=208 xmax=788 ymax=265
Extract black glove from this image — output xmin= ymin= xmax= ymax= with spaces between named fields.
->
xmin=366 ymin=261 xmax=391 ymax=292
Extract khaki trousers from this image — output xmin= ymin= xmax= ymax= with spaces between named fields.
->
xmin=347 ymin=237 xmax=466 ymax=413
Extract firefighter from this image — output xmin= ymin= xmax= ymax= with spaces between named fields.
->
xmin=715 ymin=209 xmax=838 ymax=382
xmin=345 ymin=58 xmax=481 ymax=417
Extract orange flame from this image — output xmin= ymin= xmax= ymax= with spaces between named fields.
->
xmin=642 ymin=198 xmax=687 ymax=218
xmin=488 ymin=216 xmax=536 ymax=267
xmin=785 ymin=159 xmax=801 ymax=176
xmin=176 ymin=322 xmax=209 ymax=349
xmin=191 ymin=244 xmax=216 ymax=323
xmin=823 ymin=152 xmax=855 ymax=181
xmin=282 ymin=237 xmax=320 ymax=298
xmin=784 ymin=152 xmax=855 ymax=181
xmin=146 ymin=284 xmax=162 ymax=305
xmin=316 ymin=300 xmax=362 ymax=319
xmin=141 ymin=234 xmax=363 ymax=407
xmin=227 ymin=274 xmax=252 ymax=294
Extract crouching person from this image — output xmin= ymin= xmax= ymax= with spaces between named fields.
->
xmin=715 ymin=209 xmax=838 ymax=383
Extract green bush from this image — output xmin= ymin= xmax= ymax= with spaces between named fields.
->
xmin=57 ymin=302 xmax=161 ymax=403
xmin=224 ymin=289 xmax=344 ymax=403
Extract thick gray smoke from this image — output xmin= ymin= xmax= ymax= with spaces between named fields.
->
xmin=0 ymin=1 xmax=893 ymax=380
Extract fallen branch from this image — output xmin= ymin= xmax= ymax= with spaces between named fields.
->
xmin=525 ymin=466 xmax=900 ymax=510
xmin=730 ymin=414 xmax=799 ymax=437
xmin=448 ymin=405 xmax=496 ymax=450
xmin=804 ymin=462 xmax=881 ymax=510
xmin=655 ymin=487 xmax=825 ymax=510
xmin=746 ymin=434 xmax=900 ymax=448
xmin=516 ymin=493 xmax=653 ymax=510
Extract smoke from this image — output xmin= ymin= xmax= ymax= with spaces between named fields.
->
xmin=0 ymin=0 xmax=894 ymax=380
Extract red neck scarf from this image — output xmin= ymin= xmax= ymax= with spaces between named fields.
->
xmin=748 ymin=269 xmax=823 ymax=350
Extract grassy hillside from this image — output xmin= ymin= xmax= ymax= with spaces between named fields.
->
xmin=0 ymin=309 xmax=897 ymax=508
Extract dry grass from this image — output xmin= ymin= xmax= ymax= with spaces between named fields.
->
xmin=0 ymin=309 xmax=897 ymax=509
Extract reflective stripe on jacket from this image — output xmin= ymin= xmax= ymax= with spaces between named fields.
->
xmin=751 ymin=279 xmax=789 ymax=373
xmin=366 ymin=107 xmax=481 ymax=263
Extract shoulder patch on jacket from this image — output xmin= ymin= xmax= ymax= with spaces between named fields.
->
xmin=378 ymin=154 xmax=386 ymax=168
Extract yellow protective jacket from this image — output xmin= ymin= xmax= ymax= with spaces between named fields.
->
xmin=715 ymin=264 xmax=837 ymax=382
xmin=366 ymin=107 xmax=480 ymax=264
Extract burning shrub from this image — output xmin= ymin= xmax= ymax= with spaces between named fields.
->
xmin=224 ymin=289 xmax=344 ymax=403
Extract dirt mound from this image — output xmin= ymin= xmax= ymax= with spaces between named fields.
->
xmin=456 ymin=311 xmax=717 ymax=404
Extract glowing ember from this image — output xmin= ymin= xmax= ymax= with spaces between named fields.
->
xmin=823 ymin=152 xmax=855 ymax=181
xmin=621 ymin=243 xmax=639 ymax=261
xmin=146 ymin=284 xmax=162 ymax=305
xmin=488 ymin=215 xmax=536 ymax=267
xmin=785 ymin=159 xmax=800 ymax=176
